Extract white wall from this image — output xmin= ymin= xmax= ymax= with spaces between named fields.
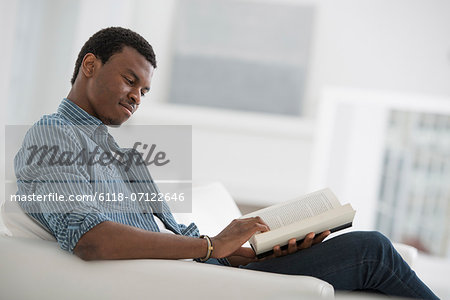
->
xmin=131 ymin=103 xmax=314 ymax=206
xmin=306 ymin=0 xmax=450 ymax=116
xmin=139 ymin=0 xmax=450 ymax=206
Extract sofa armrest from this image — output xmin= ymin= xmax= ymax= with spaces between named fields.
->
xmin=172 ymin=182 xmax=243 ymax=236
xmin=0 ymin=236 xmax=334 ymax=299
xmin=393 ymin=242 xmax=418 ymax=267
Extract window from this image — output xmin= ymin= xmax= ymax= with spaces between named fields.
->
xmin=376 ymin=110 xmax=450 ymax=256
xmin=169 ymin=0 xmax=315 ymax=116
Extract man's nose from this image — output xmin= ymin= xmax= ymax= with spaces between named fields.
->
xmin=129 ymin=89 xmax=141 ymax=106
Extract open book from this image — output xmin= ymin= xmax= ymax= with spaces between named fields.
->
xmin=241 ymin=188 xmax=356 ymax=259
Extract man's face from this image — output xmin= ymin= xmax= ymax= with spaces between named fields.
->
xmin=85 ymin=46 xmax=154 ymax=125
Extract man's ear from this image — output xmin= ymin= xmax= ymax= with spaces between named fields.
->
xmin=81 ymin=53 xmax=100 ymax=78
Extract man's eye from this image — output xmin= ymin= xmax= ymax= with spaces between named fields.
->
xmin=125 ymin=77 xmax=134 ymax=85
xmin=141 ymin=92 xmax=146 ymax=97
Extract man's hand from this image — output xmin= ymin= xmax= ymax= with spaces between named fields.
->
xmin=271 ymin=231 xmax=331 ymax=258
xmin=211 ymin=217 xmax=269 ymax=259
xmin=209 ymin=216 xmax=330 ymax=262
xmin=227 ymin=231 xmax=332 ymax=266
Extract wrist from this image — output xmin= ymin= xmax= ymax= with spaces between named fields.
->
xmin=210 ymin=236 xmax=221 ymax=258
xmin=198 ymin=235 xmax=213 ymax=262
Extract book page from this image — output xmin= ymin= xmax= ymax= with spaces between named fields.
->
xmin=252 ymin=204 xmax=355 ymax=255
xmin=243 ymin=189 xmax=340 ymax=230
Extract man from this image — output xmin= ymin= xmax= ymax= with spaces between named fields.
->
xmin=14 ymin=27 xmax=438 ymax=299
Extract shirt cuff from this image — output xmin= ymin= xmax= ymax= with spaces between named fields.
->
xmin=61 ymin=212 xmax=112 ymax=253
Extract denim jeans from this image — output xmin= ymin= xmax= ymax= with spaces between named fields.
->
xmin=207 ymin=231 xmax=439 ymax=299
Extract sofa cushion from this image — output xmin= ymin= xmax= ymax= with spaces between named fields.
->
xmin=1 ymin=180 xmax=55 ymax=240
xmin=0 ymin=193 xmax=56 ymax=240
xmin=172 ymin=182 xmax=242 ymax=236
xmin=1 ymin=181 xmax=241 ymax=240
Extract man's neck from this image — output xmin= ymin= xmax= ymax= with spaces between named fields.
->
xmin=67 ymin=83 xmax=93 ymax=118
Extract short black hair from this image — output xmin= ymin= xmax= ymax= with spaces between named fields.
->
xmin=71 ymin=27 xmax=157 ymax=85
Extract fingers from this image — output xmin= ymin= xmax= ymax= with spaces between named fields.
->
xmin=241 ymin=216 xmax=270 ymax=232
xmin=312 ymin=230 xmax=331 ymax=245
xmin=225 ymin=217 xmax=270 ymax=236
xmin=298 ymin=232 xmax=315 ymax=249
xmin=272 ymin=238 xmax=297 ymax=258
xmin=234 ymin=216 xmax=269 ymax=235
xmin=273 ymin=245 xmax=282 ymax=257
xmin=254 ymin=216 xmax=270 ymax=228
xmin=287 ymin=238 xmax=298 ymax=254
xmin=270 ymin=231 xmax=331 ymax=259
xmin=254 ymin=222 xmax=270 ymax=233
xmin=212 ymin=217 xmax=271 ymax=258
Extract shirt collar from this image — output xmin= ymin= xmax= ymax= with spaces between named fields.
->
xmin=57 ymin=98 xmax=132 ymax=155
xmin=57 ymin=98 xmax=106 ymax=137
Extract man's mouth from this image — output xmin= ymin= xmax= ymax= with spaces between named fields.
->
xmin=119 ymin=102 xmax=134 ymax=116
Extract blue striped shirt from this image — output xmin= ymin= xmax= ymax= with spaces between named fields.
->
xmin=14 ymin=98 xmax=201 ymax=253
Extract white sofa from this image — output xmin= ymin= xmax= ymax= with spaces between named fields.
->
xmin=0 ymin=182 xmax=417 ymax=299
xmin=0 ymin=182 xmax=336 ymax=299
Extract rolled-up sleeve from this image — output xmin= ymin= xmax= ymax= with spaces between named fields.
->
xmin=43 ymin=210 xmax=111 ymax=253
